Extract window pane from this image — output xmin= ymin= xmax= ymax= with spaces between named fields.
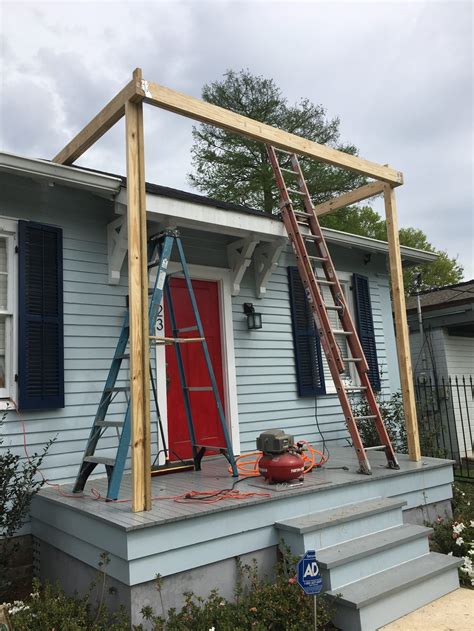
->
xmin=0 ymin=316 xmax=5 ymax=388
xmin=0 ymin=239 xmax=7 ymax=310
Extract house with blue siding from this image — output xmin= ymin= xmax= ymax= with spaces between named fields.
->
xmin=0 ymin=151 xmax=462 ymax=630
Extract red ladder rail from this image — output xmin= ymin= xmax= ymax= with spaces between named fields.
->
xmin=267 ymin=145 xmax=399 ymax=474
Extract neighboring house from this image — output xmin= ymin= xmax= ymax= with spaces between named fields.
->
xmin=407 ymin=281 xmax=474 ymax=460
xmin=0 ymin=151 xmax=461 ymax=630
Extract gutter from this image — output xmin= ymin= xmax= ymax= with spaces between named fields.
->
xmin=0 ymin=151 xmax=122 ymax=198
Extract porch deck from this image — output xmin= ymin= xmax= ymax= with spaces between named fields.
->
xmin=31 ymin=448 xmax=456 ymax=627
xmin=33 ymin=447 xmax=454 ymax=533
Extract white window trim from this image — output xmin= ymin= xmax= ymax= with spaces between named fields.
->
xmin=0 ymin=216 xmax=18 ymax=405
xmin=322 ymin=271 xmax=357 ymax=395
xmin=153 ymin=263 xmax=240 ymax=465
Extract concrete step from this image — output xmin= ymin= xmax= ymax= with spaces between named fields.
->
xmin=318 ymin=524 xmax=432 ymax=590
xmin=327 ymin=552 xmax=462 ymax=631
xmin=275 ymin=497 xmax=405 ymax=553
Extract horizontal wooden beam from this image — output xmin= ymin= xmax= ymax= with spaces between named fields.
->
xmin=139 ymin=80 xmax=403 ymax=185
xmin=314 ymin=181 xmax=386 ymax=217
xmin=53 ymin=77 xmax=142 ymax=165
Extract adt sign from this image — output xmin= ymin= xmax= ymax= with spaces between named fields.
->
xmin=297 ymin=550 xmax=323 ymax=595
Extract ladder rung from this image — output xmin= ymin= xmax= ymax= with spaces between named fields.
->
xmin=105 ymin=386 xmax=130 ymax=393
xmin=332 ymin=330 xmax=353 ymax=336
xmin=150 ymin=336 xmax=205 ymax=344
xmin=364 ymin=445 xmax=386 ymax=452
xmin=116 ymin=353 xmax=130 ymax=360
xmin=281 ymin=167 xmax=298 ymax=175
xmin=355 ymin=415 xmax=377 ymax=421
xmin=275 ymin=148 xmax=293 ymax=156
xmin=325 ymin=304 xmax=343 ymax=311
xmin=194 ymin=444 xmax=228 ymax=451
xmin=95 ymin=420 xmax=124 ymax=428
xmin=288 ymin=188 xmax=306 ymax=196
xmin=343 ymin=357 xmax=362 ymax=363
xmin=293 ymin=210 xmax=312 ymax=218
xmin=84 ymin=456 xmax=115 ymax=466
xmin=305 ymin=236 xmax=323 ymax=243
xmin=185 ymin=386 xmax=213 ymax=392
xmin=177 ymin=326 xmax=199 ymax=333
xmin=147 ymin=259 xmax=159 ymax=269
xmin=316 ymin=279 xmax=335 ymax=286
xmin=344 ymin=385 xmax=368 ymax=391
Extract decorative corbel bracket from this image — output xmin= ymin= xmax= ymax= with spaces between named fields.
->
xmin=227 ymin=235 xmax=260 ymax=296
xmin=107 ymin=215 xmax=128 ymax=284
xmin=254 ymin=238 xmax=286 ymax=298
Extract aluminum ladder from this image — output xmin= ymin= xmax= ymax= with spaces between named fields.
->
xmin=267 ymin=145 xmax=399 ymax=474
xmin=73 ymin=228 xmax=238 ymax=500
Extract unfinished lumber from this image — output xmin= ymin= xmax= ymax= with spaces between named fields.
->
xmin=53 ymin=77 xmax=142 ymax=165
xmin=383 ymin=184 xmax=421 ymax=461
xmin=125 ymin=70 xmax=152 ymax=512
xmin=314 ymin=181 xmax=386 ymax=216
xmin=138 ymin=81 xmax=403 ymax=185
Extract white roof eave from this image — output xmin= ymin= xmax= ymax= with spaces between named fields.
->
xmin=0 ymin=151 xmax=122 ymax=198
xmin=132 ymin=189 xmax=438 ymax=266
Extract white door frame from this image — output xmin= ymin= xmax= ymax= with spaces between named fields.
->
xmin=154 ymin=262 xmax=240 ymax=464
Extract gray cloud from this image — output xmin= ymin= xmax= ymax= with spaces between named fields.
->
xmin=0 ymin=0 xmax=472 ymax=276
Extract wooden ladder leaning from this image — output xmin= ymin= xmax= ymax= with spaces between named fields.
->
xmin=267 ymin=145 xmax=400 ymax=474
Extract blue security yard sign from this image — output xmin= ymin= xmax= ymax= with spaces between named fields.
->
xmin=297 ymin=549 xmax=323 ymax=595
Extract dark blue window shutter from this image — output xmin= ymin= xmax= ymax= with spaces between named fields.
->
xmin=352 ymin=273 xmax=381 ymax=391
xmin=287 ymin=267 xmax=325 ymax=397
xmin=18 ymin=221 xmax=64 ymax=409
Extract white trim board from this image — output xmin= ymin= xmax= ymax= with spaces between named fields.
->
xmin=154 ymin=263 xmax=240 ymax=464
xmin=115 ymin=188 xmax=438 ymax=265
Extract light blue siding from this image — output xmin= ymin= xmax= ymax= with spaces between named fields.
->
xmin=0 ymin=172 xmax=401 ymax=485
xmin=233 ymin=246 xmax=400 ymax=454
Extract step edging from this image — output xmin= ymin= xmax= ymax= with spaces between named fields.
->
xmin=317 ymin=524 xmax=433 ymax=569
xmin=326 ymin=552 xmax=463 ymax=609
xmin=275 ymin=497 xmax=406 ymax=534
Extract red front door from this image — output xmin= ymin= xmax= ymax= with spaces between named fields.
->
xmin=165 ymin=278 xmax=226 ymax=461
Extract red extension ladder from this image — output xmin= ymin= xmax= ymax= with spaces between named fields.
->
xmin=267 ymin=145 xmax=400 ymax=474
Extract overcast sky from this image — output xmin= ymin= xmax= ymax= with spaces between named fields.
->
xmin=1 ymin=0 xmax=473 ymax=278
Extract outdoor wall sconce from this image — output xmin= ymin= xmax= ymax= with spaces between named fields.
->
xmin=243 ymin=303 xmax=262 ymax=330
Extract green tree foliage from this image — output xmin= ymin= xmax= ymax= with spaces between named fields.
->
xmin=320 ymin=209 xmax=464 ymax=293
xmin=189 ymin=70 xmax=463 ymax=293
xmin=189 ymin=69 xmax=366 ymax=213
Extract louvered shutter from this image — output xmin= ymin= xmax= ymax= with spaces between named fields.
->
xmin=352 ymin=273 xmax=381 ymax=391
xmin=287 ymin=267 xmax=325 ymax=396
xmin=18 ymin=221 xmax=64 ymax=409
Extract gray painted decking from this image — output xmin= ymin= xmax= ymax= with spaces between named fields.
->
xmin=36 ymin=448 xmax=454 ymax=532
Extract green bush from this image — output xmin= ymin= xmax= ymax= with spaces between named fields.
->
xmin=5 ymin=549 xmax=337 ymax=630
xmin=143 ymin=549 xmax=336 ymax=630
xmin=429 ymin=482 xmax=474 ymax=587
xmin=0 ymin=414 xmax=53 ymax=599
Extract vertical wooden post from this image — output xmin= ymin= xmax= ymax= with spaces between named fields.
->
xmin=125 ymin=68 xmax=152 ymax=511
xmin=384 ymin=184 xmax=421 ymax=461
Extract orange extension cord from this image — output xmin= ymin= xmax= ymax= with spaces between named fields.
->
xmin=228 ymin=440 xmax=328 ymax=477
xmin=12 ymin=399 xmax=326 ymax=504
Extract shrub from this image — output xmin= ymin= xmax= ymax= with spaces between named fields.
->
xmin=0 ymin=413 xmax=53 ymax=599
xmin=4 ymin=555 xmax=132 ymax=631
xmin=143 ymin=548 xmax=336 ymax=630
xmin=4 ymin=548 xmax=337 ymax=630
xmin=429 ymin=482 xmax=474 ymax=587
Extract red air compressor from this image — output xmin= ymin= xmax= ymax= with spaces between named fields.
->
xmin=256 ymin=430 xmax=305 ymax=483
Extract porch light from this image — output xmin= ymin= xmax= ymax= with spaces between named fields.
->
xmin=243 ymin=303 xmax=262 ymax=330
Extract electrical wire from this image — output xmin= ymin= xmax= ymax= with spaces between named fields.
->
xmin=10 ymin=399 xmax=270 ymax=504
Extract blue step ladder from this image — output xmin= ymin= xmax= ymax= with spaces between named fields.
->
xmin=73 ymin=228 xmax=238 ymax=500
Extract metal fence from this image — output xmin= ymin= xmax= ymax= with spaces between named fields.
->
xmin=414 ymin=375 xmax=474 ymax=480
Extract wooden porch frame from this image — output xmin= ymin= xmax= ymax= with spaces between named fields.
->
xmin=52 ymin=68 xmax=420 ymax=513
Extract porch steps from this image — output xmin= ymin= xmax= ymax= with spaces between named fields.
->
xmin=274 ymin=497 xmax=461 ymax=631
